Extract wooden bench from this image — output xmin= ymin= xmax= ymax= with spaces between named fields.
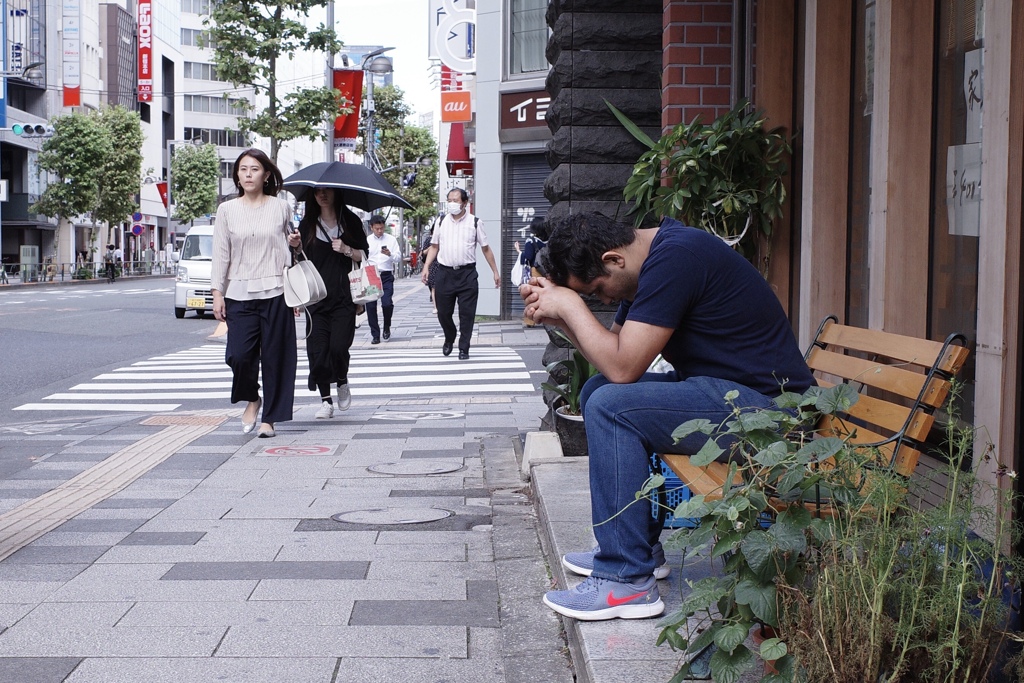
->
xmin=658 ymin=315 xmax=970 ymax=506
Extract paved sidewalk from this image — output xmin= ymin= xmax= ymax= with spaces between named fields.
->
xmin=0 ymin=278 xmax=573 ymax=683
xmin=1 ymin=273 xmax=745 ymax=683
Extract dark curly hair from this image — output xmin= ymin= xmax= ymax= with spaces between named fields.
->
xmin=232 ymin=148 xmax=284 ymax=197
xmin=542 ymin=212 xmax=638 ymax=286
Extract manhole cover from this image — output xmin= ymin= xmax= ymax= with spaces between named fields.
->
xmin=368 ymin=460 xmax=465 ymax=476
xmin=331 ymin=507 xmax=454 ymax=524
xmin=371 ymin=411 xmax=465 ymax=421
xmin=260 ymin=445 xmax=336 ymax=457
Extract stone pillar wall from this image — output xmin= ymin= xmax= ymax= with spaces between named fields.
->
xmin=543 ymin=0 xmax=664 ymax=222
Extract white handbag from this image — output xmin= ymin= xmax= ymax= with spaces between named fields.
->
xmin=283 ymin=246 xmax=327 ymax=308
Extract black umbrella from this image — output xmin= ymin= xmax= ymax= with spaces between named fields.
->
xmin=281 ymin=162 xmax=413 ymax=211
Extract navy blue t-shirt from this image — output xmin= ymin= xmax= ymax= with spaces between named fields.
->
xmin=615 ymin=219 xmax=814 ymax=397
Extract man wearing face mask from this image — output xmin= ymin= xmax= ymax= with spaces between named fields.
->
xmin=420 ymin=188 xmax=501 ymax=359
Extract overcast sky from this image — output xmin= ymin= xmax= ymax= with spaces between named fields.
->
xmin=332 ymin=0 xmax=436 ymax=123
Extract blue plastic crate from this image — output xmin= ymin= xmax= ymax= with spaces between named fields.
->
xmin=649 ymin=457 xmax=773 ymax=530
xmin=650 ymin=458 xmax=699 ymax=529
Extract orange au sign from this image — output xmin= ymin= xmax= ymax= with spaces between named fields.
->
xmin=441 ymin=91 xmax=472 ymax=123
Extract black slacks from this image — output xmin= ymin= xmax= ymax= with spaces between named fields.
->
xmin=434 ymin=265 xmax=478 ymax=353
xmin=366 ymin=271 xmax=395 ymax=339
xmin=224 ymin=295 xmax=296 ymax=424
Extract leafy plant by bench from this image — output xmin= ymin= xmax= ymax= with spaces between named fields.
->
xmin=646 ymin=385 xmax=1024 ymax=683
xmin=608 ymin=98 xmax=790 ymax=268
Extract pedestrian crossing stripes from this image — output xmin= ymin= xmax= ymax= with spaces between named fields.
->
xmin=0 ymin=287 xmax=169 ymax=303
xmin=13 ymin=345 xmax=538 ymax=412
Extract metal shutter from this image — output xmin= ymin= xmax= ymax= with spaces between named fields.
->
xmin=501 ymin=153 xmax=551 ymax=318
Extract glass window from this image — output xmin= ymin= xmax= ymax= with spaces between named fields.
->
xmin=509 ymin=0 xmax=548 ymax=75
xmin=929 ymin=0 xmax=982 ymax=421
xmin=846 ymin=0 xmax=874 ymax=328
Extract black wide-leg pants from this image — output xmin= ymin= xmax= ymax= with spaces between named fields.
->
xmin=306 ymin=299 xmax=357 ymax=396
xmin=224 ymin=295 xmax=296 ymax=424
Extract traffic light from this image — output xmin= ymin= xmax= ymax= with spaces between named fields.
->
xmin=10 ymin=124 xmax=54 ymax=138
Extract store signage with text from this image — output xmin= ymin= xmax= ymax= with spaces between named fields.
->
xmin=500 ymin=90 xmax=551 ymax=131
xmin=441 ymin=91 xmax=472 ymax=123
xmin=63 ymin=0 xmax=81 ymax=106
xmin=138 ymin=0 xmax=153 ymax=102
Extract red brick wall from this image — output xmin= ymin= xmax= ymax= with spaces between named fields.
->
xmin=663 ymin=0 xmax=735 ymax=131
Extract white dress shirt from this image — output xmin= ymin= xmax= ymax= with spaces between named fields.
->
xmin=432 ymin=212 xmax=487 ymax=267
xmin=367 ymin=232 xmax=402 ymax=271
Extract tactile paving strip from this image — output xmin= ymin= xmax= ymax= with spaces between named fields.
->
xmin=0 ymin=414 xmax=227 ymax=562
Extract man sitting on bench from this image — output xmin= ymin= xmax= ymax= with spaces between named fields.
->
xmin=521 ymin=212 xmax=814 ymax=621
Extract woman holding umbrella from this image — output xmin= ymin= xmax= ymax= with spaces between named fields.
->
xmin=212 ymin=148 xmax=301 ymax=438
xmin=297 ymin=188 xmax=369 ymax=418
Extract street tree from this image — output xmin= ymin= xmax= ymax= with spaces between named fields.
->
xmin=171 ymin=143 xmax=221 ymax=225
xmin=32 ymin=112 xmax=111 ymax=263
xmin=94 ymin=106 xmax=143 ymax=246
xmin=364 ymin=85 xmax=440 ymax=226
xmin=204 ymin=0 xmax=346 ymax=163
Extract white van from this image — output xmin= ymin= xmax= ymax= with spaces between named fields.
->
xmin=172 ymin=225 xmax=215 ymax=318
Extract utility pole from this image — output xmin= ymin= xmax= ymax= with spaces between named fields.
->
xmin=325 ymin=0 xmax=335 ymax=161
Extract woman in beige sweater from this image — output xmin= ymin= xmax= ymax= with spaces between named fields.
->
xmin=212 ymin=148 xmax=302 ymax=438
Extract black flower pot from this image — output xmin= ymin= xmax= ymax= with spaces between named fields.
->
xmin=554 ymin=406 xmax=588 ymax=457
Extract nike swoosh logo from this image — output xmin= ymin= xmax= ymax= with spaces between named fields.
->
xmin=606 ymin=591 xmax=647 ymax=607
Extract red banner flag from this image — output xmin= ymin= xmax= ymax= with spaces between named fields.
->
xmin=156 ymin=182 xmax=168 ymax=209
xmin=332 ymin=69 xmax=364 ymax=150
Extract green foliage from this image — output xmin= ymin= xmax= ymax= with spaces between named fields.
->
xmin=540 ymin=332 xmax=598 ymax=415
xmin=364 ymin=85 xmax=440 ymax=224
xmin=33 ymin=112 xmax=112 ymax=259
xmin=205 ymin=0 xmax=346 ymax=162
xmin=608 ymin=98 xmax=790 ymax=266
xmin=652 ymin=384 xmax=1024 ymax=683
xmin=171 ymin=143 xmax=221 ymax=224
xmin=94 ymin=106 xmax=143 ymax=235
xmin=777 ymin=404 xmax=1024 ymax=683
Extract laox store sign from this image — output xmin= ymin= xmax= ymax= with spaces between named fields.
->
xmin=441 ymin=91 xmax=472 ymax=123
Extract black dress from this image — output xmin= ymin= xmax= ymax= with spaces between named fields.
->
xmin=300 ymin=219 xmax=369 ymax=395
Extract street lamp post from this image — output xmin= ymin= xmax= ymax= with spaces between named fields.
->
xmin=361 ymin=47 xmax=394 ymax=171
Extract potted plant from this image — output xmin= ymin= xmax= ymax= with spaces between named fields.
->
xmin=646 ymin=385 xmax=1024 ymax=682
xmin=608 ymin=98 xmax=790 ymax=269
xmin=541 ymin=336 xmax=599 ymax=458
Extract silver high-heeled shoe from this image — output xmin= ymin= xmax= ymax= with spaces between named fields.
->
xmin=241 ymin=398 xmax=262 ymax=434
xmin=257 ymin=424 xmax=275 ymax=438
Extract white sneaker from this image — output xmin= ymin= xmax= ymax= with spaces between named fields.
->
xmin=336 ymin=384 xmax=351 ymax=411
xmin=315 ymin=400 xmax=334 ymax=419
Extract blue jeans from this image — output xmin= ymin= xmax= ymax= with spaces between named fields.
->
xmin=580 ymin=372 xmax=779 ymax=583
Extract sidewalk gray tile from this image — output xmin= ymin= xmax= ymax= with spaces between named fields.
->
xmin=159 ymin=561 xmax=368 ymax=581
xmin=248 ymin=578 xmax=468 ymax=602
xmin=214 ymin=624 xmax=468 ymax=658
xmin=331 ymin=657 xmax=505 ymax=683
xmin=0 ymin=564 xmax=88 ymax=581
xmin=350 ymin=580 xmax=499 ymax=627
xmin=117 ymin=599 xmax=356 ymax=627
xmin=0 ymin=624 xmax=226 ymax=657
xmin=64 ymin=657 xmax=336 ymax=683
xmin=117 ymin=532 xmax=205 ymax=546
xmin=4 ymin=546 xmax=110 ymax=565
xmin=0 ymin=657 xmax=81 ymax=683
